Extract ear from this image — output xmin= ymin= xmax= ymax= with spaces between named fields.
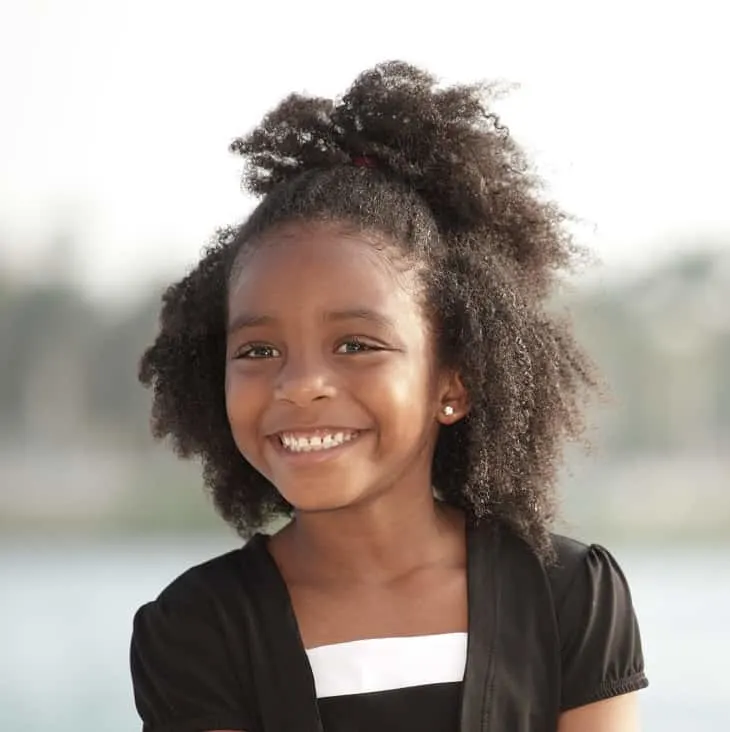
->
xmin=437 ymin=371 xmax=470 ymax=425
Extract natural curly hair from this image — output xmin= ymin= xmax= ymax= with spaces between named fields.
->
xmin=139 ymin=61 xmax=596 ymax=558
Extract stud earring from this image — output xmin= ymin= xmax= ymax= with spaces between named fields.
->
xmin=443 ymin=405 xmax=454 ymax=417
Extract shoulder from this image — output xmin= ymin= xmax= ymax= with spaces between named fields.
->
xmin=487 ymin=526 xmax=634 ymax=612
xmin=546 ymin=533 xmax=649 ymax=710
xmin=478 ymin=523 xmax=635 ymax=593
xmin=546 ymin=533 xmax=604 ymax=600
xmin=132 ymin=535 xmax=271 ymax=643
xmin=549 ymin=531 xmax=592 ymax=563
xmin=132 ymin=547 xmax=244 ymax=660
xmin=146 ymin=534 xmax=268 ymax=608
xmin=154 ymin=546 xmax=247 ymax=604
xmin=130 ymin=541 xmax=265 ymax=731
xmin=487 ymin=524 xmax=597 ymax=580
xmin=544 ymin=533 xmax=638 ymax=615
xmin=486 ymin=524 xmax=648 ymax=709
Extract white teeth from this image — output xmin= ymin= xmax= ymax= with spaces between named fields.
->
xmin=279 ymin=431 xmax=357 ymax=453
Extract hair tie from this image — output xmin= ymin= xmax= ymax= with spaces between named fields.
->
xmin=351 ymin=155 xmax=377 ymax=169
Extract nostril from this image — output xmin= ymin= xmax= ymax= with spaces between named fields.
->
xmin=274 ymin=369 xmax=337 ymax=405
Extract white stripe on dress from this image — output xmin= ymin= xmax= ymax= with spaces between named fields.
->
xmin=305 ymin=632 xmax=468 ymax=699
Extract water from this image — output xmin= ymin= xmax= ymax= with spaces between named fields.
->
xmin=1 ymin=537 xmax=728 ymax=731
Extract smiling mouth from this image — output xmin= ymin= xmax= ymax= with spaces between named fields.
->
xmin=276 ymin=430 xmax=361 ymax=453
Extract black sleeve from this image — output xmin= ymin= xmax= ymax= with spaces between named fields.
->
xmin=554 ymin=543 xmax=649 ymax=711
xmin=130 ymin=578 xmax=254 ymax=732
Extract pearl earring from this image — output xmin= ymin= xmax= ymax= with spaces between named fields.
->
xmin=443 ymin=405 xmax=454 ymax=417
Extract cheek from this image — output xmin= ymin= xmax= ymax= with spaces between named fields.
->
xmin=374 ymin=354 xmax=438 ymax=430
xmin=224 ymin=367 xmax=266 ymax=433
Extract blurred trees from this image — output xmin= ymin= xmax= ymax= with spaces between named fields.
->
xmin=568 ymin=250 xmax=730 ymax=454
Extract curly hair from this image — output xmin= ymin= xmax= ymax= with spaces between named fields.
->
xmin=139 ymin=61 xmax=596 ymax=558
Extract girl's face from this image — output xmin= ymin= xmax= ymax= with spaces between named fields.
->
xmin=225 ymin=222 xmax=462 ymax=515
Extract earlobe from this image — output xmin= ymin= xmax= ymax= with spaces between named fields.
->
xmin=438 ymin=402 xmax=467 ymax=425
xmin=438 ymin=372 xmax=469 ymax=424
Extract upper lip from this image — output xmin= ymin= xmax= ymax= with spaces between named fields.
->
xmin=265 ymin=425 xmax=363 ymax=437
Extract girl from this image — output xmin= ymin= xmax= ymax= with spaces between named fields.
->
xmin=130 ymin=62 xmax=648 ymax=732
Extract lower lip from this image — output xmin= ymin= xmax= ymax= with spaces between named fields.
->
xmin=268 ymin=432 xmax=366 ymax=465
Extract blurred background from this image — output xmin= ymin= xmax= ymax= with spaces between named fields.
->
xmin=1 ymin=1 xmax=728 ymax=730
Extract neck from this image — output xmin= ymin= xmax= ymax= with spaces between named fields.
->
xmin=281 ymin=487 xmax=464 ymax=585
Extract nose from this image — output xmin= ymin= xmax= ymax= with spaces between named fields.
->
xmin=273 ymin=352 xmax=336 ymax=406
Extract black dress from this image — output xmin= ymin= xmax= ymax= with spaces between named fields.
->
xmin=130 ymin=522 xmax=648 ymax=732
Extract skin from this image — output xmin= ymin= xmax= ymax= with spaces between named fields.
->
xmin=226 ymin=221 xmax=469 ymax=647
xmin=557 ymin=694 xmax=641 ymax=732
xmin=219 ymin=220 xmax=641 ymax=732
xmin=226 ymin=222 xmax=464 ymax=520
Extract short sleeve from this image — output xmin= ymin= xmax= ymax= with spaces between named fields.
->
xmin=554 ymin=543 xmax=649 ymax=711
xmin=130 ymin=580 xmax=254 ymax=732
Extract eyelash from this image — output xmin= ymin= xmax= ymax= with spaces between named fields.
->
xmin=235 ymin=344 xmax=280 ymax=360
xmin=234 ymin=338 xmax=383 ymax=360
xmin=335 ymin=338 xmax=382 ymax=354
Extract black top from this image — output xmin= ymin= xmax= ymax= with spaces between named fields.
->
xmin=130 ymin=523 xmax=648 ymax=732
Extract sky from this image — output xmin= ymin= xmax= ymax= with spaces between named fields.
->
xmin=1 ymin=0 xmax=728 ymax=301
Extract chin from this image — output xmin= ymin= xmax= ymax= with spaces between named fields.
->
xmin=278 ymin=483 xmax=368 ymax=516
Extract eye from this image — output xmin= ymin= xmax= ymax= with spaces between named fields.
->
xmin=235 ymin=343 xmax=281 ymax=359
xmin=335 ymin=338 xmax=381 ymax=355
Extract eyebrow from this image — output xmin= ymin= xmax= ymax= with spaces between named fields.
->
xmin=227 ymin=308 xmax=396 ymax=335
xmin=325 ymin=308 xmax=396 ymax=330
xmin=227 ymin=312 xmax=275 ymax=334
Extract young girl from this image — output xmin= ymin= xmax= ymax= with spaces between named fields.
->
xmin=130 ymin=62 xmax=648 ymax=732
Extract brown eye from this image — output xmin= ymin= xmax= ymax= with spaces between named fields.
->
xmin=236 ymin=344 xmax=281 ymax=359
xmin=335 ymin=339 xmax=380 ymax=354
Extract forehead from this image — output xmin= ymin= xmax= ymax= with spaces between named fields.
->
xmin=228 ymin=224 xmax=421 ymax=318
